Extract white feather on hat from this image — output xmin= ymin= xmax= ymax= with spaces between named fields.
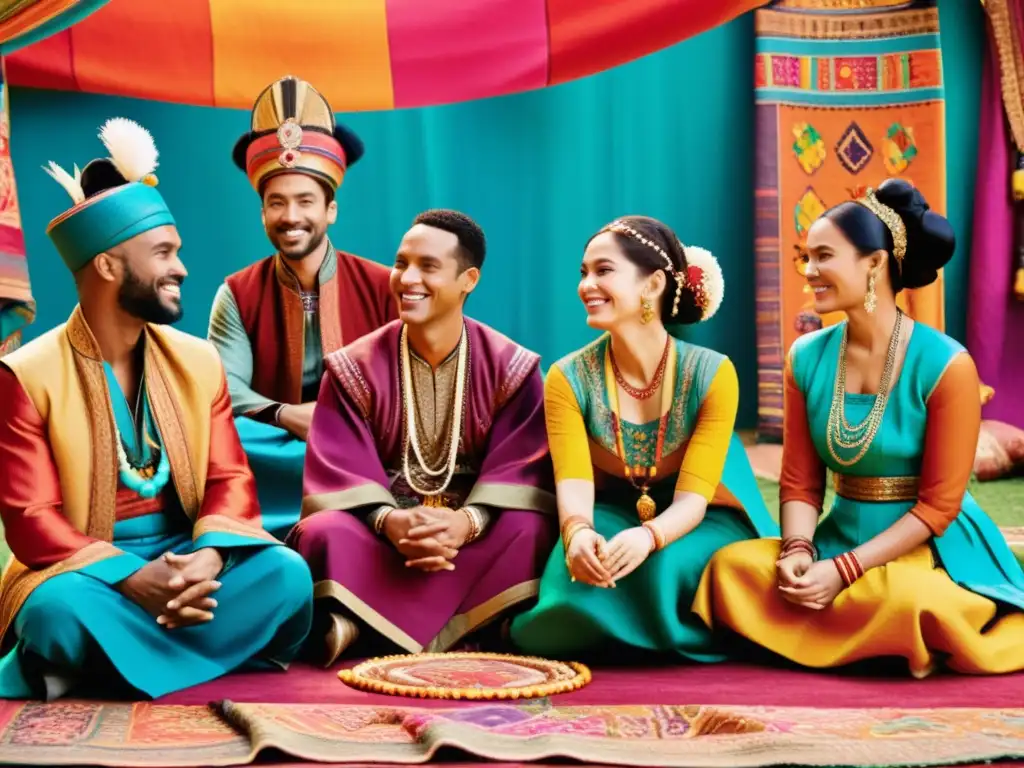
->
xmin=43 ymin=161 xmax=84 ymax=204
xmin=99 ymin=117 xmax=159 ymax=183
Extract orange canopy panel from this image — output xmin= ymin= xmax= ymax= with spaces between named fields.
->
xmin=2 ymin=0 xmax=767 ymax=110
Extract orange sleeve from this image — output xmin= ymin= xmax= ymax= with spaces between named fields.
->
xmin=779 ymin=352 xmax=826 ymax=511
xmin=0 ymin=366 xmax=99 ymax=568
xmin=911 ymin=353 xmax=980 ymax=535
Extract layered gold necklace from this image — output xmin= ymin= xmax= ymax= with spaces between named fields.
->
xmin=399 ymin=325 xmax=469 ymax=505
xmin=606 ymin=337 xmax=677 ymax=521
xmin=825 ymin=311 xmax=902 ymax=468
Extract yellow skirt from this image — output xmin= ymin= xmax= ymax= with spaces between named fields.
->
xmin=692 ymin=539 xmax=1024 ymax=677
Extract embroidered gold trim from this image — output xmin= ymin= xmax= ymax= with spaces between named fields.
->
xmin=425 ymin=579 xmax=540 ymax=653
xmin=833 ymin=473 xmax=919 ymax=502
xmin=465 ymin=482 xmax=557 ymax=515
xmin=0 ymin=541 xmax=121 ymax=644
xmin=301 ymin=483 xmax=398 ymax=518
xmin=493 ymin=346 xmax=540 ymax=413
xmin=772 ymin=0 xmax=919 ymax=9
xmin=145 ymin=341 xmax=200 ymax=520
xmin=318 ymin=269 xmax=344 ymax=359
xmin=67 ymin=309 xmax=118 ymax=541
xmin=314 ymin=579 xmax=422 ymax=653
xmin=192 ymin=513 xmax=277 ymax=543
xmin=755 ymin=7 xmax=939 ymax=39
xmin=326 ymin=351 xmax=372 ymax=420
xmin=274 ymin=255 xmax=307 ymax=405
xmin=985 ymin=0 xmax=1024 ymax=151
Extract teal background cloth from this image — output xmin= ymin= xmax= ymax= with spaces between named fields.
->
xmin=7 ymin=0 xmax=983 ymax=428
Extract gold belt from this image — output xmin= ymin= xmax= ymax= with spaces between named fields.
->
xmin=832 ymin=473 xmax=919 ymax=502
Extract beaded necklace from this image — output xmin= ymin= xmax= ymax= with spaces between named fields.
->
xmin=399 ymin=325 xmax=469 ymax=506
xmin=825 ymin=311 xmax=903 ymax=468
xmin=605 ymin=340 xmax=676 ymax=521
xmin=114 ymin=372 xmax=170 ymax=499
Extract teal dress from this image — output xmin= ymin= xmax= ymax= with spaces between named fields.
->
xmin=0 ymin=364 xmax=314 ymax=700
xmin=693 ymin=321 xmax=1024 ymax=676
xmin=510 ymin=336 xmax=777 ymax=660
xmin=798 ymin=323 xmax=1024 ymax=608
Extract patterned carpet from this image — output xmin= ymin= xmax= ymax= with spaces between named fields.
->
xmin=0 ymin=698 xmax=1021 ymax=767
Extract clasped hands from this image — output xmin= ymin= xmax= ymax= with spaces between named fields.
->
xmin=118 ymin=547 xmax=224 ymax=629
xmin=383 ymin=506 xmax=472 ymax=573
xmin=775 ymin=550 xmax=844 ymax=610
xmin=565 ymin=526 xmax=654 ymax=588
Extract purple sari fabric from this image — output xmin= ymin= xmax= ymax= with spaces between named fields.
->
xmin=289 ymin=319 xmax=557 ymax=652
xmin=968 ymin=17 xmax=1024 ymax=429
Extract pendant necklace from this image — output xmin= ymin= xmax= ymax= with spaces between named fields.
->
xmin=606 ymin=337 xmax=675 ymax=522
xmin=114 ymin=371 xmax=170 ymax=499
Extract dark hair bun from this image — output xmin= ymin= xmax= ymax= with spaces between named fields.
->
xmin=874 ymin=178 xmax=955 ymax=290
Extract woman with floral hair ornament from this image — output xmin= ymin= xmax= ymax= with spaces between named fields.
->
xmin=694 ymin=179 xmax=1024 ymax=677
xmin=510 ymin=216 xmax=776 ymax=659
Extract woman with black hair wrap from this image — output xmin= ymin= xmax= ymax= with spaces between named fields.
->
xmin=694 ymin=179 xmax=1024 ymax=677
xmin=510 ymin=216 xmax=777 ymax=660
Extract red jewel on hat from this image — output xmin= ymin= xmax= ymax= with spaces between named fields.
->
xmin=280 ymin=149 xmax=299 ymax=167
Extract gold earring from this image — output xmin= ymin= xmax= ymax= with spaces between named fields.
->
xmin=640 ymin=296 xmax=655 ymax=324
xmin=864 ymin=271 xmax=877 ymax=314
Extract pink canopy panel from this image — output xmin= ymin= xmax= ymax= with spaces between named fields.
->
xmin=2 ymin=0 xmax=766 ymax=110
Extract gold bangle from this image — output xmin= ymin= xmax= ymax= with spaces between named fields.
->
xmin=374 ymin=506 xmax=395 ymax=535
xmin=562 ymin=522 xmax=591 ymax=551
xmin=459 ymin=506 xmax=481 ymax=542
xmin=560 ymin=515 xmax=591 ymax=538
xmin=642 ymin=520 xmax=665 ymax=551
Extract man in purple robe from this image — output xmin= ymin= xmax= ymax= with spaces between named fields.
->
xmin=288 ymin=209 xmax=557 ymax=664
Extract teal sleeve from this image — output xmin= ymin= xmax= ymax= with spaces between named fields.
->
xmin=207 ymin=284 xmax=278 ymax=418
xmin=77 ymin=551 xmax=149 ymax=586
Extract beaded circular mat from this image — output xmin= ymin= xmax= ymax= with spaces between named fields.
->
xmin=338 ymin=652 xmax=592 ymax=700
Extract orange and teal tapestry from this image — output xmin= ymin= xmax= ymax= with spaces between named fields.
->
xmin=753 ymin=0 xmax=947 ymax=439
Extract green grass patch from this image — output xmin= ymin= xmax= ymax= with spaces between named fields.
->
xmin=754 ymin=475 xmax=1024 ymax=527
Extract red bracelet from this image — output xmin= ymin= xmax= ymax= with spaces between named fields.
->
xmin=780 ymin=535 xmax=817 ymax=560
xmin=832 ymin=551 xmax=864 ymax=587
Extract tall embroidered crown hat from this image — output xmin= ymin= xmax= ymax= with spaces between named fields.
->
xmin=232 ymin=75 xmax=364 ymax=194
xmin=44 ymin=117 xmax=174 ymax=273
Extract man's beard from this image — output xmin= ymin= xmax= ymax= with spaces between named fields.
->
xmin=271 ymin=225 xmax=327 ymax=261
xmin=118 ymin=264 xmax=183 ymax=325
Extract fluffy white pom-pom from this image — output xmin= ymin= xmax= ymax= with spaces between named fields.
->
xmin=43 ymin=161 xmax=85 ymax=204
xmin=682 ymin=244 xmax=725 ymax=321
xmin=99 ymin=117 xmax=159 ymax=182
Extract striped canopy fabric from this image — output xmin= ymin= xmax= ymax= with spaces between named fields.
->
xmin=3 ymin=0 xmax=766 ymax=110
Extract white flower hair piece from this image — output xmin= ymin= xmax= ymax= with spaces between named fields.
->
xmin=681 ymin=244 xmax=725 ymax=321
xmin=43 ymin=161 xmax=84 ymax=204
xmin=99 ymin=117 xmax=159 ymax=184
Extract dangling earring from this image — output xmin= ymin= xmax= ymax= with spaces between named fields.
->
xmin=640 ymin=295 xmax=655 ymax=325
xmin=864 ymin=271 xmax=877 ymax=314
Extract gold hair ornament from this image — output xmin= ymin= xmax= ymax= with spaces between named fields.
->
xmin=854 ymin=188 xmax=907 ymax=273
xmin=603 ymin=221 xmax=724 ymax=321
xmin=605 ymin=220 xmax=684 ymax=317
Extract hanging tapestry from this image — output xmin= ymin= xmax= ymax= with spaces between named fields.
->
xmin=753 ymin=0 xmax=947 ymax=440
xmin=0 ymin=60 xmax=33 ymax=357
